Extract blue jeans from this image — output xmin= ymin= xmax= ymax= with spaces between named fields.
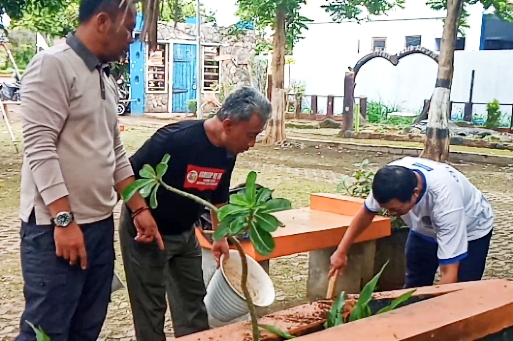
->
xmin=404 ymin=229 xmax=493 ymax=288
xmin=15 ymin=211 xmax=115 ymax=341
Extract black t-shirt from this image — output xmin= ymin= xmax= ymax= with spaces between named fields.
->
xmin=129 ymin=120 xmax=236 ymax=235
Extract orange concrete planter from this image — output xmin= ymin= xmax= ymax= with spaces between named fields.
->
xmin=176 ymin=279 xmax=513 ymax=341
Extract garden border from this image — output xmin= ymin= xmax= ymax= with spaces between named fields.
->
xmin=287 ymin=136 xmax=513 ymax=166
xmin=175 ymin=279 xmax=513 ymax=341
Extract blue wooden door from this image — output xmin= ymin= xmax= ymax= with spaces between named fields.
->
xmin=172 ymin=43 xmax=197 ymax=113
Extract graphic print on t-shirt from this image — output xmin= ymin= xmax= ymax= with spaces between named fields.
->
xmin=183 ymin=164 xmax=225 ymax=191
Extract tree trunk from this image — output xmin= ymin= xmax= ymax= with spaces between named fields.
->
xmin=420 ymin=0 xmax=463 ymax=162
xmin=262 ymin=5 xmax=286 ymax=145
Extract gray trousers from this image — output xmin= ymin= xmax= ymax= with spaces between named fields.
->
xmin=119 ymin=205 xmax=209 ymax=341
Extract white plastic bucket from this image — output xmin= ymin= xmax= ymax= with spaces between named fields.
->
xmin=204 ymin=249 xmax=275 ymax=322
xmin=111 ymin=271 xmax=125 ymax=293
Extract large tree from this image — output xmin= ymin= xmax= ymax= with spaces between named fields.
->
xmin=0 ymin=0 xmax=67 ymax=25
xmin=234 ymin=0 xmax=312 ymax=145
xmin=421 ymin=0 xmax=513 ymax=161
xmin=8 ymin=0 xmax=215 ymax=39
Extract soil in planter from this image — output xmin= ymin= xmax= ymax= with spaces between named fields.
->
xmin=222 ymin=258 xmax=260 ymax=302
xmin=475 ymin=326 xmax=513 ymax=341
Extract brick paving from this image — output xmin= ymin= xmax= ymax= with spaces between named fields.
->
xmin=0 ymin=124 xmax=512 ymax=339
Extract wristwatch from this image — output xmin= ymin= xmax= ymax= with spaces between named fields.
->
xmin=53 ymin=211 xmax=74 ymax=228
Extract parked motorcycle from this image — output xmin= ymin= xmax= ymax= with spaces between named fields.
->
xmin=116 ymin=76 xmax=131 ymax=115
xmin=0 ymin=72 xmax=20 ymax=102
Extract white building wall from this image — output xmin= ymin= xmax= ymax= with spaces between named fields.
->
xmin=202 ymin=0 xmax=512 ymax=120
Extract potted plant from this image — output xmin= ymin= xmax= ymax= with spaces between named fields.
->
xmin=337 ymin=159 xmax=410 ymax=290
xmin=186 ymin=99 xmax=197 ymax=115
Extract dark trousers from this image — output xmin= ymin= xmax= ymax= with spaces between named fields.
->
xmin=15 ymin=212 xmax=115 ymax=341
xmin=119 ymin=205 xmax=209 ymax=341
xmin=404 ymin=229 xmax=493 ymax=288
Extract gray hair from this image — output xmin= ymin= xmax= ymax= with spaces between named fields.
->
xmin=216 ymin=86 xmax=272 ymax=122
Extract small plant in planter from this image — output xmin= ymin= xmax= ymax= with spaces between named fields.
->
xmin=325 ymin=261 xmax=415 ymax=329
xmin=122 ymin=154 xmax=292 ymax=341
xmin=337 ymin=159 xmax=405 ymax=229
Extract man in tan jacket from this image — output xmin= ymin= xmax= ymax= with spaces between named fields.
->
xmin=16 ymin=1 xmax=162 ymax=340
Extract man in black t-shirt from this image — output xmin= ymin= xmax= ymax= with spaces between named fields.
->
xmin=118 ymin=87 xmax=272 ymax=341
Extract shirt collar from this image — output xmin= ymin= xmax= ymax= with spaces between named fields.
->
xmin=66 ymin=33 xmax=111 ymax=77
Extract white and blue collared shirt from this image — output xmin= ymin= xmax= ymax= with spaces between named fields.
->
xmin=364 ymin=157 xmax=494 ymax=265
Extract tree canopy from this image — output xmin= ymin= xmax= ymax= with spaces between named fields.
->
xmin=236 ymin=0 xmax=313 ymax=54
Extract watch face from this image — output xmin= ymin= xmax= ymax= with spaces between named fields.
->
xmin=55 ymin=212 xmax=73 ymax=227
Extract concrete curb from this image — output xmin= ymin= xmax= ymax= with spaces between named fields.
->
xmin=287 ymin=137 xmax=513 ymax=166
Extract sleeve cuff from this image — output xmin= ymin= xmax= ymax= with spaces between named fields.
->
xmin=439 ymin=252 xmax=468 ymax=265
xmin=364 ymin=202 xmax=380 ymax=213
xmin=39 ymin=182 xmax=70 ymax=206
xmin=114 ymin=164 xmax=135 ymax=184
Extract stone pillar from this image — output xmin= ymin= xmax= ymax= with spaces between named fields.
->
xmin=307 ymin=241 xmax=377 ymax=300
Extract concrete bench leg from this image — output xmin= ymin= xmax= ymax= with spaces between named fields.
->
xmin=307 ymin=241 xmax=376 ymax=300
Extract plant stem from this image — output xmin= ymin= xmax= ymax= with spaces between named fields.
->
xmin=159 ymin=180 xmax=218 ymax=212
xmin=228 ymin=235 xmax=260 ymax=341
xmin=159 ymin=180 xmax=260 ymax=340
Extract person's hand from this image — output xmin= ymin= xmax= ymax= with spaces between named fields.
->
xmin=212 ymin=237 xmax=230 ymax=267
xmin=133 ymin=209 xmax=164 ymax=250
xmin=328 ymin=250 xmax=348 ymax=279
xmin=54 ymin=222 xmax=88 ymax=270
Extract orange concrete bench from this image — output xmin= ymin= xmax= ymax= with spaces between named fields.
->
xmin=197 ymin=193 xmax=390 ymax=261
xmin=199 ymin=193 xmax=392 ymax=298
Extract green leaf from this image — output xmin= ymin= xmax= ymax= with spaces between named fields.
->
xmin=149 ymin=184 xmax=160 ymax=209
xmin=229 ymin=193 xmax=249 ymax=206
xmin=249 ymin=221 xmax=275 ymax=256
xmin=217 ymin=204 xmax=249 ymax=221
xmin=376 ymin=289 xmax=416 ymax=315
xmin=139 ymin=164 xmax=156 ymax=179
xmin=349 ymin=260 xmax=389 ymax=322
xmin=161 ymin=153 xmax=171 ymax=164
xmin=261 ymin=198 xmax=292 ymax=214
xmin=122 ymin=179 xmax=155 ymax=202
xmin=255 ymin=187 xmax=273 ymax=203
xmin=254 ymin=212 xmax=282 ymax=232
xmin=139 ymin=180 xmax=156 ymax=198
xmin=258 ymin=324 xmax=296 ymax=339
xmin=244 ymin=171 xmax=257 ymax=203
xmin=26 ymin=321 xmax=51 ymax=341
xmin=324 ymin=291 xmax=346 ymax=328
xmin=213 ymin=218 xmax=231 ymax=240
xmin=156 ymin=162 xmax=168 ymax=179
xmin=229 ymin=215 xmax=248 ymax=236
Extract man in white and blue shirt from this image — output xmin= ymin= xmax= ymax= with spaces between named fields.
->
xmin=329 ymin=156 xmax=494 ymax=288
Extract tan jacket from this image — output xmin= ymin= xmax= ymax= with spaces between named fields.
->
xmin=19 ymin=35 xmax=133 ymax=225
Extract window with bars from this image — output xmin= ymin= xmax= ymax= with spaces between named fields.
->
xmin=202 ymin=46 xmax=220 ymax=92
xmin=405 ymin=35 xmax=422 ymax=48
xmin=372 ymin=37 xmax=387 ymax=52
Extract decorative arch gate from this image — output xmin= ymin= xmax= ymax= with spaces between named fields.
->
xmin=342 ymin=46 xmax=439 ymax=131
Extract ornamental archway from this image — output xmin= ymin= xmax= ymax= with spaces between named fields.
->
xmin=342 ymin=46 xmax=439 ymax=131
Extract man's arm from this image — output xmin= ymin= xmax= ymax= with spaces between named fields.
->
xmin=210 ymin=159 xmax=236 ymax=223
xmin=210 ymin=161 xmax=235 ymax=263
xmin=433 ymin=208 xmax=467 ymax=285
xmin=21 ymin=53 xmax=72 ymax=216
xmin=432 ymin=183 xmax=468 ymax=285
